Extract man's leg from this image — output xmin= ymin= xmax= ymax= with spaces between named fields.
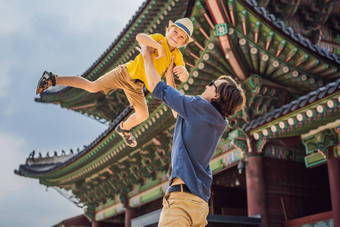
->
xmin=158 ymin=194 xmax=191 ymax=227
xmin=158 ymin=192 xmax=209 ymax=227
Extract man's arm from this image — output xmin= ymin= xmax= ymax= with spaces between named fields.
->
xmin=140 ymin=45 xmax=161 ymax=92
xmin=165 ymin=56 xmax=178 ymax=118
xmin=139 ymin=43 xmax=189 ymax=119
xmin=136 ymin=33 xmax=164 ymax=60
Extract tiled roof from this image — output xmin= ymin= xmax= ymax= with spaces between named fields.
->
xmin=244 ymin=0 xmax=340 ymax=64
xmin=244 ymin=78 xmax=340 ymax=132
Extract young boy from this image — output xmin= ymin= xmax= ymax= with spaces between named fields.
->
xmin=36 ymin=18 xmax=193 ymax=147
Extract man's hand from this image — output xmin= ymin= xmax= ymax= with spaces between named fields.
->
xmin=173 ymin=65 xmax=189 ymax=82
xmin=136 ymin=43 xmax=153 ymax=58
xmin=137 ymin=42 xmax=161 ymax=92
xmin=136 ymin=33 xmax=164 ymax=59
xmin=136 ymin=40 xmax=163 ymax=59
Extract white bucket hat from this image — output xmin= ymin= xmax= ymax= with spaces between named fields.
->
xmin=168 ymin=18 xmax=194 ymax=44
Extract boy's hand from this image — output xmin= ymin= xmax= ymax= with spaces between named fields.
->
xmin=155 ymin=41 xmax=165 ymax=60
xmin=173 ymin=65 xmax=189 ymax=82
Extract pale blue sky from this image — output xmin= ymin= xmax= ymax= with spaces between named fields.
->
xmin=0 ymin=0 xmax=144 ymax=226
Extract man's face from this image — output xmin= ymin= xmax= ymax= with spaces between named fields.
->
xmin=202 ymin=80 xmax=222 ymax=101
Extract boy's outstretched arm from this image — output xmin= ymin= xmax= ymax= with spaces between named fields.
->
xmin=136 ymin=33 xmax=165 ymax=60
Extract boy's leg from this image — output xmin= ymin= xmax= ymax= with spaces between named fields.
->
xmin=113 ymin=68 xmax=149 ymax=147
xmin=115 ymin=106 xmax=148 ymax=148
xmin=116 ymin=65 xmax=149 ymax=131
xmin=116 ymin=85 xmax=149 ymax=147
xmin=37 ymin=72 xmax=101 ymax=94
xmin=56 ymin=76 xmax=100 ymax=93
xmin=121 ymin=106 xmax=149 ymax=130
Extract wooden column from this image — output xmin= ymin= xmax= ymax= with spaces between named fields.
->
xmin=92 ymin=221 xmax=101 ymax=227
xmin=246 ymin=152 xmax=268 ymax=227
xmin=327 ymin=150 xmax=340 ymax=227
xmin=125 ymin=199 xmax=137 ymax=227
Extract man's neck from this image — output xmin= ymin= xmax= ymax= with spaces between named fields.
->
xmin=200 ymin=94 xmax=210 ymax=102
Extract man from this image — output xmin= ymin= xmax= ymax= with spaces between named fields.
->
xmin=139 ymin=44 xmax=246 ymax=226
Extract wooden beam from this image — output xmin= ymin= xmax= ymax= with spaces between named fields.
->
xmin=206 ymin=0 xmax=247 ymax=80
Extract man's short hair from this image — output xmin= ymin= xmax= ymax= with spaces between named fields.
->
xmin=211 ymin=75 xmax=246 ymax=118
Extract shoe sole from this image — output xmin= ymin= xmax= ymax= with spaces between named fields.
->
xmin=115 ymin=126 xmax=137 ymax=148
xmin=36 ymin=71 xmax=49 ymax=95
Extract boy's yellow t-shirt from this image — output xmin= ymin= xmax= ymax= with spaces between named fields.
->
xmin=126 ymin=33 xmax=185 ymax=92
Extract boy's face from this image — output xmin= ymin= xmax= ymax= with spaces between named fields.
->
xmin=166 ymin=26 xmax=188 ymax=48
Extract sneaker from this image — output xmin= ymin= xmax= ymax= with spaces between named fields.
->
xmin=36 ymin=71 xmax=57 ymax=95
xmin=115 ymin=123 xmax=137 ymax=147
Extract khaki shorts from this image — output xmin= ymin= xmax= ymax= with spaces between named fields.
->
xmin=158 ymin=192 xmax=209 ymax=227
xmin=96 ymin=64 xmax=147 ymax=112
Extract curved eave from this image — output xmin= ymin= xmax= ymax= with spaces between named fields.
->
xmin=206 ymin=0 xmax=340 ymax=93
xmin=244 ymin=78 xmax=340 ymax=139
xmin=14 ymin=106 xmax=132 ymax=180
xmin=15 ymin=163 xmax=61 ymax=178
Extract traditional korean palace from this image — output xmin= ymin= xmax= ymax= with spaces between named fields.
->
xmin=15 ymin=0 xmax=340 ymax=226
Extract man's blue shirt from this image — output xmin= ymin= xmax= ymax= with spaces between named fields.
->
xmin=153 ymin=81 xmax=228 ymax=202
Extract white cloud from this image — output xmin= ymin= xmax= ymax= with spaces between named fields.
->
xmin=0 ymin=132 xmax=28 ymax=198
xmin=0 ymin=61 xmax=11 ymax=98
xmin=0 ymin=132 xmax=83 ymax=227
xmin=0 ymin=0 xmax=32 ymax=37
xmin=1 ymin=99 xmax=15 ymax=116
xmin=43 ymin=0 xmax=142 ymax=32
